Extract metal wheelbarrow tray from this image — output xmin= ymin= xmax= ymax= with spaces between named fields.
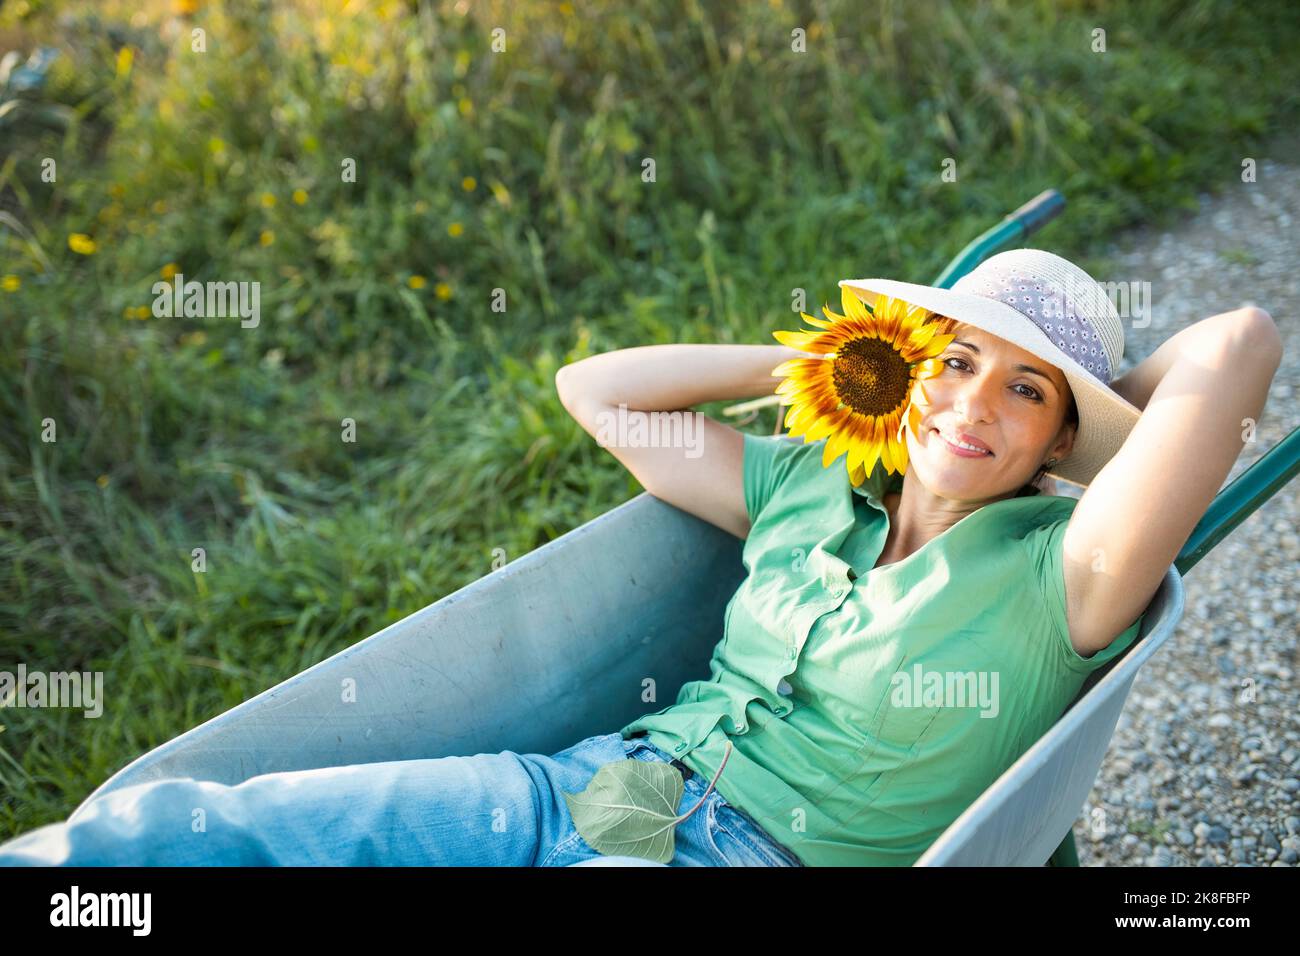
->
xmin=74 ymin=193 xmax=1299 ymax=865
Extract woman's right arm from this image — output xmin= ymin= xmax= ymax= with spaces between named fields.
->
xmin=554 ymin=344 xmax=810 ymax=540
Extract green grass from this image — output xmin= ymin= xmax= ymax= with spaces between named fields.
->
xmin=1220 ymin=247 xmax=1261 ymax=267
xmin=2 ymin=0 xmax=1300 ymax=839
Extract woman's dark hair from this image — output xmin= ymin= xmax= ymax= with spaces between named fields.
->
xmin=1013 ymin=390 xmax=1079 ymax=498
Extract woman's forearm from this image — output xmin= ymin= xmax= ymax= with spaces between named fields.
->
xmin=555 ymin=344 xmax=810 ymax=411
xmin=1109 ymin=308 xmax=1275 ymax=411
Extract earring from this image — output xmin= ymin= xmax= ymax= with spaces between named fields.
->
xmin=1043 ymin=457 xmax=1058 ymax=470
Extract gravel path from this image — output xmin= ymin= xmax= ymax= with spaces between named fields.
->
xmin=1060 ymin=146 xmax=1299 ymax=866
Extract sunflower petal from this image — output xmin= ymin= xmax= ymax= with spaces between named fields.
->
xmin=771 ymin=357 xmax=832 ymax=379
xmin=809 ymin=406 xmax=853 ymax=442
xmin=872 ymin=416 xmax=891 ymax=474
xmin=839 ymin=285 xmax=872 ymax=324
xmin=858 ymin=438 xmax=882 ymax=483
xmin=772 ymin=329 xmax=831 ymax=350
xmin=843 ymin=419 xmax=870 ymax=465
xmin=821 ymin=431 xmax=845 ymax=469
xmin=824 ymin=418 xmax=858 ymax=467
xmin=880 ymin=420 xmax=897 ymax=474
xmin=799 ymin=312 xmax=834 ymax=330
xmin=894 ymin=426 xmax=910 ymax=473
xmin=786 ymin=401 xmax=826 ymax=434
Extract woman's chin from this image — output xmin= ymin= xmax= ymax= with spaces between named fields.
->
xmin=909 ymin=439 xmax=1004 ymax=499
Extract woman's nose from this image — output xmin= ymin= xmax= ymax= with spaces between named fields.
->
xmin=953 ymin=382 xmax=995 ymax=422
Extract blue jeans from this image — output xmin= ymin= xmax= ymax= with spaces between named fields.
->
xmin=0 ymin=731 xmax=803 ymax=867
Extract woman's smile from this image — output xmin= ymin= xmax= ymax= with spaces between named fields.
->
xmin=929 ymin=428 xmax=994 ymax=459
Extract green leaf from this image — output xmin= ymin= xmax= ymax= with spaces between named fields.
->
xmin=561 ymin=741 xmax=733 ymax=863
xmin=561 ymin=758 xmax=685 ymax=863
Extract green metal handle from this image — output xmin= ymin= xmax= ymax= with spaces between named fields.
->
xmin=931 ymin=189 xmax=1065 ymax=288
xmin=1175 ymin=427 xmax=1300 ymax=575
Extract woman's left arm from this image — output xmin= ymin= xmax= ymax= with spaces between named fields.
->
xmin=1060 ymin=306 xmax=1284 ymax=658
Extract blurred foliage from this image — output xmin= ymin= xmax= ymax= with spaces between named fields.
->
xmin=1 ymin=0 xmax=1298 ymax=836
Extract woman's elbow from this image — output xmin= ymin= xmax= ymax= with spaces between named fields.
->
xmin=1235 ymin=306 xmax=1283 ymax=362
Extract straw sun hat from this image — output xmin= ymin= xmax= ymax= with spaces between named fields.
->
xmin=838 ymin=248 xmax=1142 ymax=487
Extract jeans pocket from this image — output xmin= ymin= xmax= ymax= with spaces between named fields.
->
xmin=623 ymin=737 xmax=656 ymax=760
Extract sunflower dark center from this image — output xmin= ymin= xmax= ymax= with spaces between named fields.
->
xmin=832 ymin=336 xmax=911 ymax=416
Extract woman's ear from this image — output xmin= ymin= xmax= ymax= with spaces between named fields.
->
xmin=1052 ymin=421 xmax=1077 ymax=463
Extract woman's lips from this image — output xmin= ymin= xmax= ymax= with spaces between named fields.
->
xmin=931 ymin=428 xmax=993 ymax=458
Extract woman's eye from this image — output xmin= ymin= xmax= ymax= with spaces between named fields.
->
xmin=944 ymin=357 xmax=1042 ymax=402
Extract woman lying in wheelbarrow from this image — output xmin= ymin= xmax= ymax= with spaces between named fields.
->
xmin=0 ymin=249 xmax=1282 ymax=867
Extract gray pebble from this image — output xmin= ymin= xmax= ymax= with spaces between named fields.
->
xmin=1150 ymin=847 xmax=1178 ymax=867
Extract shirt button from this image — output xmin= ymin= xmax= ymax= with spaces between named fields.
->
xmin=787 ymin=647 xmax=797 ymax=659
xmin=736 ymin=722 xmax=746 ymax=732
xmin=777 ymin=678 xmax=793 ymax=695
xmin=674 ymin=743 xmax=685 ymax=752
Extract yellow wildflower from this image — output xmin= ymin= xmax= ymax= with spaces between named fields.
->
xmin=448 ymin=222 xmax=464 ymax=238
xmin=2 ymin=275 xmax=20 ymax=292
xmin=69 ymin=234 xmax=97 ymax=255
xmin=260 ymin=230 xmax=275 ymax=246
xmin=292 ymin=189 xmax=308 ymax=205
xmin=435 ymin=282 xmax=452 ymax=300
xmin=408 ymin=275 xmax=427 ymax=290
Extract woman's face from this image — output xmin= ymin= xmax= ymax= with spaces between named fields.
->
xmin=904 ymin=322 xmax=1075 ymax=501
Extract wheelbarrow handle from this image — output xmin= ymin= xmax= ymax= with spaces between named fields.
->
xmin=930 ymin=189 xmax=1066 ymax=290
xmin=1176 ymin=426 xmax=1300 ymax=576
xmin=1006 ymin=189 xmax=1065 ymax=237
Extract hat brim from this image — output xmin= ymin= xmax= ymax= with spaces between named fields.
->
xmin=838 ymin=277 xmax=1142 ymax=487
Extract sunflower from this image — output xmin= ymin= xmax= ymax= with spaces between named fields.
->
xmin=769 ymin=286 xmax=958 ymax=486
